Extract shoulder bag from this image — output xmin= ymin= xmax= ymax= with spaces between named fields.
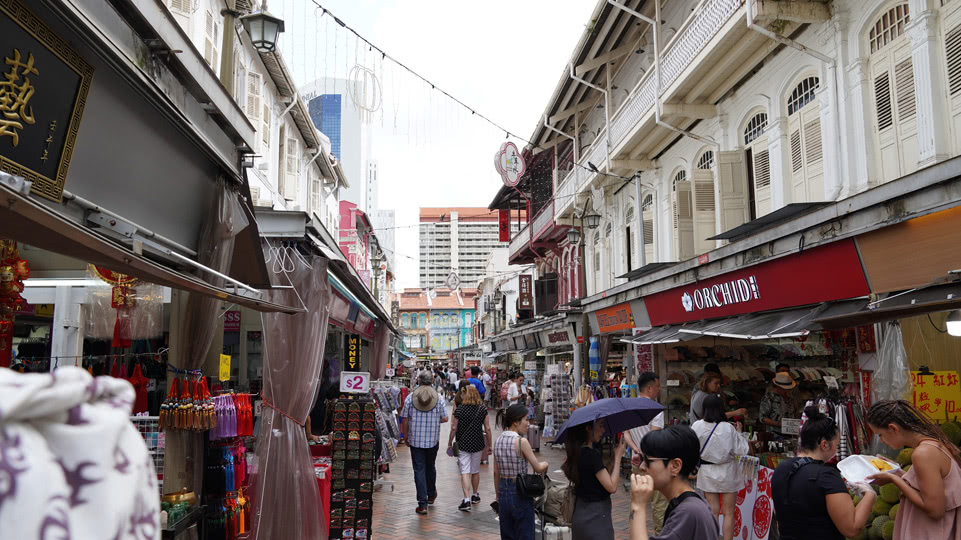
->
xmin=514 ymin=435 xmax=546 ymax=498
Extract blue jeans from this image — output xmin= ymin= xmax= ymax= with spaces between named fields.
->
xmin=498 ymin=478 xmax=535 ymax=540
xmin=410 ymin=445 xmax=439 ymax=505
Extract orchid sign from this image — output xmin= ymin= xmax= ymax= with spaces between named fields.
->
xmin=494 ymin=142 xmax=526 ymax=187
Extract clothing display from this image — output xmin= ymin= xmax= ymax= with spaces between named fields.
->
xmin=204 ymin=441 xmax=251 ymax=540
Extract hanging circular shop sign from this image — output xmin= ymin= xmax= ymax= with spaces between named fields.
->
xmin=89 ymin=265 xmax=138 ymax=286
xmin=495 ymin=142 xmax=526 ymax=187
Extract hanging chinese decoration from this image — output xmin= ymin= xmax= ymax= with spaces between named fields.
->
xmin=0 ymin=240 xmax=29 ymax=367
xmin=90 ymin=266 xmax=139 ymax=348
xmin=159 ymin=369 xmax=216 ymax=432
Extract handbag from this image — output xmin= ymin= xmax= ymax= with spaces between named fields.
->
xmin=516 ymin=472 xmax=546 ymax=498
xmin=452 ymin=441 xmax=460 ymax=457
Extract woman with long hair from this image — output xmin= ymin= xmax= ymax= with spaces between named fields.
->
xmin=630 ymin=426 xmax=719 ymax=540
xmin=493 ymin=403 xmax=548 ymax=540
xmin=561 ymin=422 xmax=626 ymax=540
xmin=772 ymin=406 xmax=876 ymax=540
xmin=866 ymin=400 xmax=961 ymax=539
xmin=691 ymin=395 xmax=750 ymax=540
xmin=447 ymin=385 xmax=492 ymax=512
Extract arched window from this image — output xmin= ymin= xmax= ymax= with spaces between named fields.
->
xmin=671 ymin=170 xmax=694 ymax=261
xmin=787 ymin=77 xmax=824 ymax=202
xmin=743 ymin=112 xmax=771 ymax=218
xmin=868 ymin=3 xmax=917 ymax=183
xmin=625 ymin=206 xmax=637 ymax=272
xmin=693 ymin=150 xmax=716 ymax=255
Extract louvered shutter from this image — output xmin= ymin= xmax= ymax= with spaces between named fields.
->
xmin=234 ymin=58 xmax=246 ymax=105
xmin=800 ymin=105 xmax=824 ymax=200
xmin=310 ymin=168 xmax=322 ymax=216
xmin=693 ymin=152 xmax=716 ymax=255
xmin=262 ymin=103 xmax=270 ymax=152
xmin=642 ymin=196 xmax=655 ymax=264
xmin=870 ymin=4 xmax=917 ymax=183
xmin=246 ymin=72 xmax=262 ymax=122
xmin=281 ymin=137 xmax=299 ymax=200
xmin=204 ymin=11 xmax=219 ymax=71
xmin=169 ymin=0 xmax=191 ymax=15
xmin=751 ymin=140 xmax=772 ymax=217
xmin=717 ymin=151 xmax=749 ymax=233
xmin=943 ymin=6 xmax=961 ymax=154
xmin=671 ymin=176 xmax=694 ymax=261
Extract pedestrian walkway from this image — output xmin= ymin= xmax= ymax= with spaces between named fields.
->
xmin=372 ymin=407 xmax=637 ymax=540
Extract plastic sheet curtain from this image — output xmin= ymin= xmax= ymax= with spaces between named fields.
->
xmin=166 ymin=179 xmax=250 ymax=493
xmin=370 ymin=322 xmax=389 ymax=379
xmin=873 ymin=321 xmax=913 ymax=402
xmin=251 ymin=255 xmax=331 ymax=540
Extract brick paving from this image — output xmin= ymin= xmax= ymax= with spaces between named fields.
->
xmin=372 ymin=407 xmax=640 ymax=540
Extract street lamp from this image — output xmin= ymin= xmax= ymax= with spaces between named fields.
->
xmin=240 ymin=8 xmax=285 ymax=53
xmin=582 ymin=213 xmax=601 ymax=229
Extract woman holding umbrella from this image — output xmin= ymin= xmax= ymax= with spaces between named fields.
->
xmin=562 ymin=422 xmax=627 ymax=540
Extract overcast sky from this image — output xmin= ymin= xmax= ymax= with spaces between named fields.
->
xmin=272 ymin=0 xmax=593 ymax=288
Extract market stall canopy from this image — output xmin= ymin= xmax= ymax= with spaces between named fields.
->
xmin=677 ymin=300 xmax=869 ymax=340
xmin=620 ymin=323 xmax=706 ymax=345
xmin=0 ymin=178 xmax=300 ymax=313
xmin=815 ymin=282 xmax=961 ymax=329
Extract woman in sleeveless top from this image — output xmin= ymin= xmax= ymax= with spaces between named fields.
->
xmin=867 ymin=400 xmax=961 ymax=540
xmin=493 ymin=403 xmax=548 ymax=540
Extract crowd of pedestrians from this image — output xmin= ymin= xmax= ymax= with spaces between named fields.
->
xmin=398 ymin=366 xmax=961 ymax=540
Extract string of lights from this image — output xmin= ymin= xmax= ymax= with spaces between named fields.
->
xmin=307 ymin=1 xmax=642 ymax=186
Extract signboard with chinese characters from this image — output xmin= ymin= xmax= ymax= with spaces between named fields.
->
xmin=518 ymin=274 xmax=533 ymax=310
xmin=911 ymin=370 xmax=961 ymax=418
xmin=498 ymin=209 xmax=510 ymax=242
xmin=346 ymin=335 xmax=362 ymax=370
xmin=0 ymin=0 xmax=94 ymax=202
xmin=596 ymin=302 xmax=635 ymax=333
xmin=219 ymin=354 xmax=231 ymax=381
xmin=494 ymin=142 xmax=526 ymax=187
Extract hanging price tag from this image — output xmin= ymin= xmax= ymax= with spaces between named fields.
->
xmin=824 ymin=376 xmax=839 ymax=389
xmin=386 ymin=368 xmax=395 ymax=377
xmin=781 ymin=418 xmax=802 ymax=435
xmin=219 ymin=354 xmax=231 ymax=381
xmin=340 ymin=371 xmax=371 ymax=393
xmin=666 ymin=379 xmax=681 ymax=387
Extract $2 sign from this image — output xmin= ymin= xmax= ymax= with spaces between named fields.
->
xmin=340 ymin=371 xmax=371 ymax=393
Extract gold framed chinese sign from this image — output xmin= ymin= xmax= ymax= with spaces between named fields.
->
xmin=0 ymin=0 xmax=93 ymax=202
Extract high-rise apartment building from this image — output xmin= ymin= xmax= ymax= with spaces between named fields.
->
xmin=419 ymin=208 xmax=523 ymax=289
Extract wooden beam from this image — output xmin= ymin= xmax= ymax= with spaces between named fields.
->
xmin=753 ymin=0 xmax=831 ymax=24
xmin=575 ymin=42 xmax=636 ymax=77
xmin=534 ymin=136 xmax=570 ymax=154
xmin=549 ymin=95 xmax=602 ymax=125
xmin=661 ymin=102 xmax=718 ymax=119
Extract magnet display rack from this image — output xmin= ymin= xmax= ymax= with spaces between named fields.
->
xmin=328 ymin=394 xmax=378 ymax=540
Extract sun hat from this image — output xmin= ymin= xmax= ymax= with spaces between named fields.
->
xmin=772 ymin=372 xmax=797 ymax=389
xmin=412 ymin=385 xmax=439 ymax=412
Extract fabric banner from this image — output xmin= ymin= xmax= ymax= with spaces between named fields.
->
xmin=498 ymin=209 xmax=510 ymax=242
xmin=720 ymin=466 xmax=774 ymax=540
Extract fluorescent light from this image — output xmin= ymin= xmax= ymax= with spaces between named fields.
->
xmin=947 ymin=310 xmax=961 ymax=337
xmin=23 ymin=279 xmax=101 ymax=287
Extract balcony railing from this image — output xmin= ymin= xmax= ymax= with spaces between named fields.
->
xmin=508 ymin=223 xmax=530 ymax=258
xmin=555 ymin=0 xmax=742 ymax=217
xmin=532 ymin=201 xmax=555 ymax=238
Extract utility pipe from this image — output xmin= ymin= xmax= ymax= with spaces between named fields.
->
xmin=744 ymin=0 xmax=843 ymax=201
xmin=62 ymin=190 xmax=198 ymax=257
xmin=569 ymin=63 xmax=612 ymax=170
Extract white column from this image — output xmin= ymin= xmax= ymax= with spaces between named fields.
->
xmin=767 ymin=116 xmax=791 ymax=208
xmin=50 ymin=286 xmax=84 ymax=370
xmin=907 ymin=0 xmax=952 ymax=167
xmin=845 ymin=58 xmax=876 ymax=194
xmin=821 ymin=60 xmax=843 ymax=201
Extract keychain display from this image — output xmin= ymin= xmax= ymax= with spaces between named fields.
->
xmin=159 ymin=371 xmax=216 ymax=432
xmin=329 ymin=396 xmax=377 ymax=540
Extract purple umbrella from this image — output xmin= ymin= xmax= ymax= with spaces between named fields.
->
xmin=554 ymin=397 xmax=664 ymax=444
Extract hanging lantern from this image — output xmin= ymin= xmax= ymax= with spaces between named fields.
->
xmin=0 ymin=240 xmax=28 ymax=368
xmin=566 ymin=228 xmax=581 ymax=245
xmin=582 ymin=213 xmax=602 ymax=229
xmin=240 ymin=10 xmax=285 ymax=53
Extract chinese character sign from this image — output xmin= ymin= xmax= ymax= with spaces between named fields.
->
xmin=596 ymin=303 xmax=635 ymax=333
xmin=498 ymin=209 xmax=510 ymax=242
xmin=518 ymin=274 xmax=533 ymax=310
xmin=0 ymin=0 xmax=94 ymax=202
xmin=912 ymin=371 xmax=961 ymax=419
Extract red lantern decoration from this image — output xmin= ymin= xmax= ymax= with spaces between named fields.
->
xmin=91 ymin=266 xmax=138 ymax=348
xmin=0 ymin=240 xmax=29 ymax=367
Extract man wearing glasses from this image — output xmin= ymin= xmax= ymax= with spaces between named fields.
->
xmin=624 ymin=372 xmax=667 ymax=534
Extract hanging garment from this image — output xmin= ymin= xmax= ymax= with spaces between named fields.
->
xmin=0 ymin=367 xmax=160 ymax=539
xmin=128 ymin=363 xmax=150 ymax=414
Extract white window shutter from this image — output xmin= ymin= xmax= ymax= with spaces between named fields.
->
xmin=752 ymin=140 xmax=772 ymax=217
xmin=946 ymin=23 xmax=961 ymax=96
xmin=790 ymin=127 xmax=803 ymax=173
xmin=894 ymin=58 xmax=915 ymax=121
xmin=262 ymin=104 xmax=270 ymax=151
xmin=169 ymin=0 xmax=191 ymax=15
xmin=234 ymin=58 xmax=246 ymax=106
xmin=246 ymin=72 xmax=262 ymax=121
xmin=874 ymin=72 xmax=894 ymax=131
xmin=283 ymin=137 xmax=299 ymax=200
xmin=204 ymin=11 xmax=215 ymax=66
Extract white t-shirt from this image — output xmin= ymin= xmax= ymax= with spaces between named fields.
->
xmin=507 ymin=382 xmax=521 ymax=404
xmin=628 ymin=411 xmax=665 ymax=446
xmin=448 ymin=372 xmax=458 ymax=385
xmin=482 ymin=372 xmax=492 ymax=389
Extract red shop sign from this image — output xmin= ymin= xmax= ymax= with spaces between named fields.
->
xmin=596 ymin=302 xmax=635 ymax=333
xmin=645 ymin=239 xmax=869 ymax=326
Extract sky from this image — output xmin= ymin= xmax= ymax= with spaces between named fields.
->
xmin=271 ymin=0 xmax=594 ymax=288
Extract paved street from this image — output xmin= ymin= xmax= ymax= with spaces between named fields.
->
xmin=372 ymin=407 xmax=636 ymax=540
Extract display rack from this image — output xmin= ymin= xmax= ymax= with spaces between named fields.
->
xmin=131 ymin=415 xmax=165 ymax=493
xmin=329 ymin=395 xmax=378 ymax=540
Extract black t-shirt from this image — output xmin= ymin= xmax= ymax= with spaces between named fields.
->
xmin=575 ymin=447 xmax=610 ymax=502
xmin=454 ymin=404 xmax=487 ymax=453
xmin=772 ymin=458 xmax=849 ymax=540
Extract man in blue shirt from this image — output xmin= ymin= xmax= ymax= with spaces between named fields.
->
xmin=467 ymin=366 xmax=486 ymax=398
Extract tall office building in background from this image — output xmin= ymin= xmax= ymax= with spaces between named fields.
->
xmin=419 ymin=208 xmax=522 ymax=289
xmin=303 ymin=78 xmax=375 ymax=213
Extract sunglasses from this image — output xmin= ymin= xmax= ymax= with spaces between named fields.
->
xmin=638 ymin=454 xmax=670 ymax=468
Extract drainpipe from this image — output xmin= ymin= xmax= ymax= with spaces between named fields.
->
xmin=744 ymin=0 xmax=842 ymax=201
xmin=569 ymin=64 xmax=611 ymax=170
